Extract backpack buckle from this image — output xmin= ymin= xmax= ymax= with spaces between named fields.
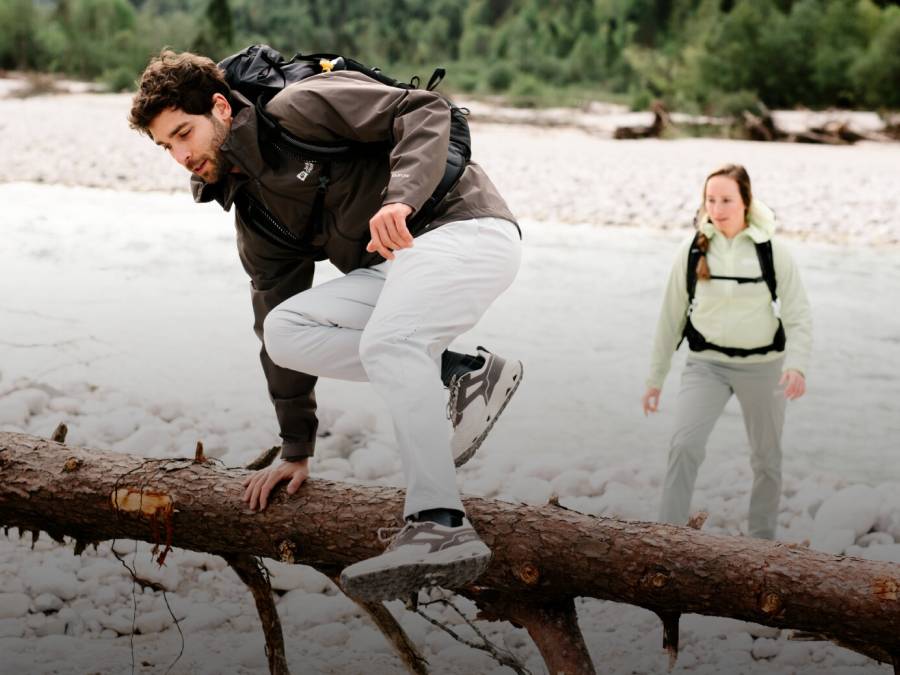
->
xmin=771 ymin=298 xmax=782 ymax=318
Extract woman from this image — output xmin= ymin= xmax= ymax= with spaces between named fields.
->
xmin=643 ymin=164 xmax=812 ymax=539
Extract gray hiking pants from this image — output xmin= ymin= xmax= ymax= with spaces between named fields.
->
xmin=263 ymin=217 xmax=521 ymax=519
xmin=658 ymin=357 xmax=786 ymax=539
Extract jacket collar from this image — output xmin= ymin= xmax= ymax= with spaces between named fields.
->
xmin=698 ymin=199 xmax=777 ymax=244
xmin=191 ymin=91 xmax=266 ymax=210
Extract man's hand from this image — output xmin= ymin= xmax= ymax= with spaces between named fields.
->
xmin=642 ymin=387 xmax=661 ymax=415
xmin=241 ymin=458 xmax=309 ymax=511
xmin=367 ymin=202 xmax=415 ymax=260
xmin=779 ymin=369 xmax=806 ymax=400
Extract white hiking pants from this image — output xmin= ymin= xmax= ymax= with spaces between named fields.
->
xmin=263 ymin=217 xmax=521 ymax=519
xmin=658 ymin=357 xmax=786 ymax=539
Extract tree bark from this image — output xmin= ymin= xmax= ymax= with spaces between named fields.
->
xmin=3 ymin=432 xmax=900 ymax=668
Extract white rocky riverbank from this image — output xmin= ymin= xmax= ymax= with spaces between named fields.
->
xmin=1 ymin=90 xmax=899 ymax=674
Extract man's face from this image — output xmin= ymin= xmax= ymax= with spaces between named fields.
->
xmin=148 ymin=93 xmax=232 ymax=184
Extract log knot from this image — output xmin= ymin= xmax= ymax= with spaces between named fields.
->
xmin=873 ymin=577 xmax=899 ymax=601
xmin=278 ymin=539 xmax=297 ymax=564
xmin=649 ymin=572 xmax=669 ymax=589
xmin=514 ymin=562 xmax=540 ymax=586
xmin=760 ymin=591 xmax=782 ymax=616
xmin=513 ymin=563 xmax=541 ymax=586
xmin=63 ymin=457 xmax=83 ymax=473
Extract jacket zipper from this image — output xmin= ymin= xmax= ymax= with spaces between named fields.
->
xmin=240 ymin=191 xmax=315 ymax=253
xmin=251 ymin=195 xmax=300 ymax=243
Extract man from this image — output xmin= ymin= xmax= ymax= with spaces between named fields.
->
xmin=128 ymin=50 xmax=522 ymax=601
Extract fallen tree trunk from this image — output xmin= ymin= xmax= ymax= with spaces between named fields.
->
xmin=2 ymin=431 xmax=900 ymax=673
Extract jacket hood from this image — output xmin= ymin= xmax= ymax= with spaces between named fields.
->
xmin=698 ymin=199 xmax=776 ymax=243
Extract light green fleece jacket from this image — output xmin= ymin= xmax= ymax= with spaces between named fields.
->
xmin=647 ymin=200 xmax=812 ymax=390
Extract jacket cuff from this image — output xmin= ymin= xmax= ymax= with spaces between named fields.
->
xmin=280 ymin=440 xmax=315 ymax=461
xmin=383 ymin=187 xmax=424 ymax=215
xmin=783 ymin=364 xmax=806 ymax=378
xmin=783 ymin=354 xmax=807 ymax=378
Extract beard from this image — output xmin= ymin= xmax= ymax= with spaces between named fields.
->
xmin=195 ymin=115 xmax=231 ymax=183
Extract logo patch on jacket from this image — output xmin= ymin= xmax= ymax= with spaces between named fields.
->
xmin=297 ymin=161 xmax=316 ymax=182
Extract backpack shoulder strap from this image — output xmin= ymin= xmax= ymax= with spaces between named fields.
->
xmin=686 ymin=231 xmax=703 ymax=302
xmin=754 ymin=240 xmax=778 ymax=300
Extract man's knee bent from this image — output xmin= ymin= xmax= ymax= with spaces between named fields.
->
xmin=262 ymin=308 xmax=296 ymax=368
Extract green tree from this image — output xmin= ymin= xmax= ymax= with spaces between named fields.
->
xmin=811 ymin=0 xmax=872 ymax=105
xmin=193 ymin=0 xmax=234 ymax=59
xmin=0 ymin=0 xmax=45 ymax=70
xmin=54 ymin=0 xmax=137 ymax=78
xmin=852 ymin=5 xmax=900 ymax=107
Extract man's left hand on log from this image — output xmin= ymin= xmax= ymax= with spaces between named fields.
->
xmin=241 ymin=458 xmax=310 ymax=511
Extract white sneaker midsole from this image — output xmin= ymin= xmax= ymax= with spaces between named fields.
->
xmin=343 ymin=540 xmax=491 ymax=577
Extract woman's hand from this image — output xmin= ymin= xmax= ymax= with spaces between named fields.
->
xmin=779 ymin=369 xmax=806 ymax=400
xmin=642 ymin=387 xmax=661 ymax=415
xmin=241 ymin=458 xmax=310 ymax=511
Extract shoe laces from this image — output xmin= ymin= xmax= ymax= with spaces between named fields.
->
xmin=446 ymin=374 xmax=461 ymax=423
xmin=376 ymin=521 xmax=419 ymax=549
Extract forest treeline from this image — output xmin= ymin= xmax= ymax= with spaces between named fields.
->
xmin=1 ymin=0 xmax=898 ymax=111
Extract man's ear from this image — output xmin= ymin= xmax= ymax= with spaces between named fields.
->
xmin=211 ymin=92 xmax=232 ymax=121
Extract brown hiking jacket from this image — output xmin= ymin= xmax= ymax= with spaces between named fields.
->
xmin=191 ymin=70 xmax=517 ymax=460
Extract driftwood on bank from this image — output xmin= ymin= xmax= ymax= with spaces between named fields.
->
xmin=2 ymin=432 xmax=900 ymax=675
xmin=613 ymin=100 xmax=670 ymax=139
xmin=741 ymin=102 xmax=888 ymax=144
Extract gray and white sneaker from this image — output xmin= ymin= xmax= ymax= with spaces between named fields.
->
xmin=448 ymin=346 xmax=523 ymax=467
xmin=339 ymin=519 xmax=492 ymax=602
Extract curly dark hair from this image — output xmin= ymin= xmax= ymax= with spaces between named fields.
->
xmin=129 ymin=49 xmax=230 ymax=135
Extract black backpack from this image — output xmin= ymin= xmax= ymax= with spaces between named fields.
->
xmin=680 ymin=230 xmax=786 ymax=357
xmin=217 ymin=44 xmax=470 ymax=234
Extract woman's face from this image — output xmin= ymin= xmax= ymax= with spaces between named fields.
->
xmin=704 ymin=175 xmax=747 ymax=234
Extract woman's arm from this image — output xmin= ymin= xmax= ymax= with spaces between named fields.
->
xmin=646 ymin=239 xmax=692 ymax=393
xmin=773 ymin=239 xmax=813 ymax=379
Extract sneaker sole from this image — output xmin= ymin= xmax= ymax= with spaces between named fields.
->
xmin=340 ymin=545 xmax=492 ymax=602
xmin=453 ymin=360 xmax=523 ymax=468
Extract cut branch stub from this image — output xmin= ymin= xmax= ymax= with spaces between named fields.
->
xmin=111 ymin=487 xmax=174 ymax=565
xmin=686 ymin=511 xmax=708 ymax=530
xmin=51 ymin=422 xmax=68 ymax=444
